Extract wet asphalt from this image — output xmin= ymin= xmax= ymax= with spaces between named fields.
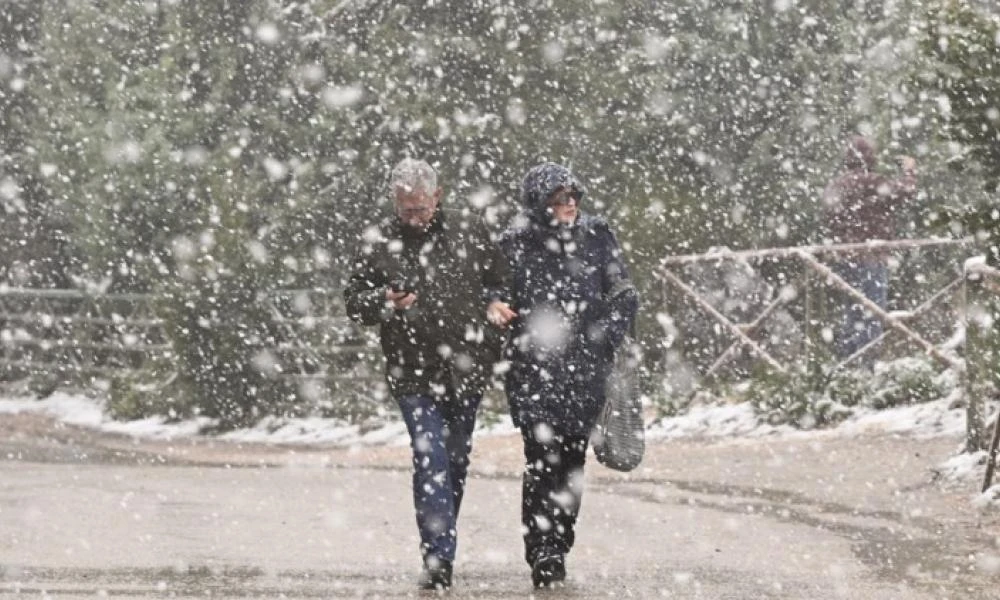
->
xmin=0 ymin=415 xmax=997 ymax=599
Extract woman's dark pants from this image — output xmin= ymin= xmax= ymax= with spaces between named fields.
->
xmin=519 ymin=427 xmax=589 ymax=565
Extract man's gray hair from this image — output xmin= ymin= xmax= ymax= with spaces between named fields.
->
xmin=389 ymin=158 xmax=438 ymax=194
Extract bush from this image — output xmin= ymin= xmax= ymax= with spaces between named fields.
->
xmin=824 ymin=369 xmax=871 ymax=408
xmin=108 ymin=370 xmax=193 ymax=422
xmin=745 ymin=366 xmax=852 ymax=429
xmin=868 ymin=357 xmax=950 ymax=409
xmin=654 ymin=393 xmax=694 ymax=419
xmin=747 ymin=357 xmax=954 ymax=429
xmin=156 ymin=281 xmax=300 ymax=431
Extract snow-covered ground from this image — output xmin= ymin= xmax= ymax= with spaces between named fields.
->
xmin=0 ymin=387 xmax=970 ymax=446
xmin=645 ymin=394 xmax=968 ymax=442
xmin=0 ymin=389 xmax=977 ymax=447
xmin=0 ymin=392 xmax=516 ymax=447
xmin=2 ymin=388 xmax=997 ymax=508
xmin=0 ymin=392 xmax=965 ymax=445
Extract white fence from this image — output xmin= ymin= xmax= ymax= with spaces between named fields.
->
xmin=655 ymin=237 xmax=1000 ymax=459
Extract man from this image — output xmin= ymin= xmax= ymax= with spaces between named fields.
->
xmin=343 ymin=158 xmax=515 ymax=591
xmin=824 ymin=135 xmax=917 ymax=364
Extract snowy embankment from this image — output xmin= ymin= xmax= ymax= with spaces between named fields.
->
xmin=2 ymin=388 xmax=997 ymax=509
xmin=645 ymin=391 xmax=968 ymax=442
xmin=0 ymin=385 xmax=972 ymax=446
xmin=0 ymin=392 xmax=518 ymax=447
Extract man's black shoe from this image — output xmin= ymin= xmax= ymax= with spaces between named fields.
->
xmin=531 ymin=554 xmax=566 ymax=588
xmin=418 ymin=559 xmax=452 ymax=591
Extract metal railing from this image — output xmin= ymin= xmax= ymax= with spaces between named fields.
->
xmin=0 ymin=286 xmax=380 ymax=387
xmin=0 ymin=287 xmax=166 ymax=379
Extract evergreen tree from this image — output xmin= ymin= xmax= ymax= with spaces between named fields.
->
xmin=8 ymin=0 xmax=991 ymax=423
xmin=919 ymin=1 xmax=1000 ymax=262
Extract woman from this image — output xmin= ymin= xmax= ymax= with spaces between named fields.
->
xmin=499 ymin=162 xmax=639 ymax=588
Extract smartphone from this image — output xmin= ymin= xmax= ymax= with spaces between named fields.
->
xmin=389 ymin=279 xmax=414 ymax=295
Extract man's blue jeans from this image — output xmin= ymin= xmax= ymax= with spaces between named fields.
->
xmin=396 ymin=393 xmax=481 ymax=565
xmin=835 ymin=259 xmax=889 ymax=362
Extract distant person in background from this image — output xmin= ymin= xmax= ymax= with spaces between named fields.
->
xmin=499 ymin=162 xmax=639 ymax=588
xmin=823 ymin=135 xmax=917 ymax=364
xmin=343 ymin=158 xmax=515 ymax=591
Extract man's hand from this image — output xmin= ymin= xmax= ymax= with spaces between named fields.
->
xmin=898 ymin=155 xmax=916 ymax=174
xmin=486 ymin=301 xmax=517 ymax=328
xmin=386 ymin=288 xmax=417 ymax=310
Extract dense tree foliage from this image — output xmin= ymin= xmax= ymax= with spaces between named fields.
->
xmin=0 ymin=0 xmax=993 ymax=426
xmin=918 ymin=1 xmax=1000 ymax=261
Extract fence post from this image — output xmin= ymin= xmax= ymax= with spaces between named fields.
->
xmin=803 ymin=262 xmax=821 ymax=387
xmin=964 ymin=265 xmax=989 ymax=453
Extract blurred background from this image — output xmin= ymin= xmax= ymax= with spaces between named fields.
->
xmin=0 ymin=0 xmax=997 ymax=430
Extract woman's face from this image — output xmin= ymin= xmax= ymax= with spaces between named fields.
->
xmin=547 ymin=187 xmax=579 ymax=225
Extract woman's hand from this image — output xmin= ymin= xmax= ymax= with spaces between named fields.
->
xmin=487 ymin=301 xmax=517 ymax=328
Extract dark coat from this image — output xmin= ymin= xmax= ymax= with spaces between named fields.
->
xmin=500 ymin=163 xmax=639 ymax=436
xmin=824 ymin=136 xmax=916 ymax=247
xmin=344 ymin=208 xmax=510 ymax=400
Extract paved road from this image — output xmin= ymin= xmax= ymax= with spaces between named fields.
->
xmin=0 ymin=413 xmax=996 ymax=598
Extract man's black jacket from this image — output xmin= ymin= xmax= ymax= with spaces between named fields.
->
xmin=344 ymin=208 xmax=510 ymax=399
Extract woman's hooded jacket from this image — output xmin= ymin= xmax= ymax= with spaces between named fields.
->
xmin=499 ymin=163 xmax=639 ymax=436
